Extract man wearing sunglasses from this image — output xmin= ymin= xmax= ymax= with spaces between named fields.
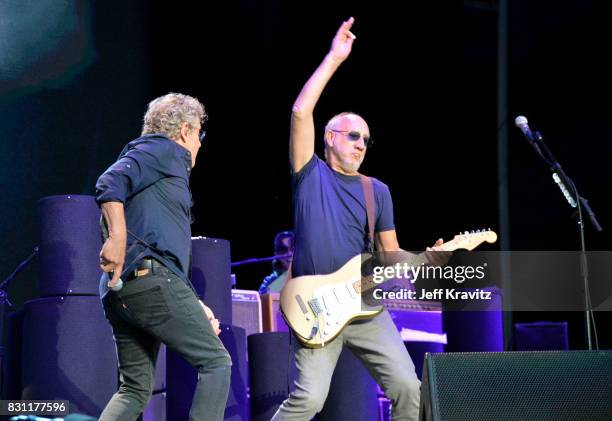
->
xmin=95 ymin=93 xmax=231 ymax=420
xmin=273 ymin=18 xmax=444 ymax=421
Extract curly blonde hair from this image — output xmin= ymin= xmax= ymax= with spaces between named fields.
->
xmin=141 ymin=93 xmax=207 ymax=140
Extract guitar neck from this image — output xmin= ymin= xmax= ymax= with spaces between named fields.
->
xmin=353 ymin=251 xmax=430 ymax=294
xmin=351 ymin=232 xmax=493 ymax=294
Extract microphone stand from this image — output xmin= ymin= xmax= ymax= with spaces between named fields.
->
xmin=526 ymin=130 xmax=602 ymax=350
xmin=0 ymin=247 xmax=39 ymax=366
xmin=231 ymin=253 xmax=293 ymax=268
xmin=0 ymin=246 xmax=39 ymax=302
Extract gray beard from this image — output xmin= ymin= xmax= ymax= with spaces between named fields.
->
xmin=340 ymin=158 xmax=362 ymax=173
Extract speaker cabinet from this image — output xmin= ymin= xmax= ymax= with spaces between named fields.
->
xmin=248 ymin=332 xmax=296 ymax=421
xmin=165 ymin=324 xmax=248 ymax=421
xmin=420 ymin=351 xmax=612 ymax=420
xmin=514 ymin=321 xmax=569 ymax=351
xmin=21 ymin=296 xmax=117 ymax=417
xmin=442 ymin=287 xmax=503 ymax=352
xmin=318 ymin=349 xmax=380 ymax=421
xmin=3 ymin=309 xmax=25 ymax=400
xmin=143 ymin=392 xmax=166 ymax=421
xmin=260 ymin=293 xmax=289 ymax=333
xmin=37 ymin=195 xmax=102 ymax=296
xmin=153 ymin=343 xmax=166 ymax=393
xmin=247 ymin=332 xmax=380 ymax=421
xmin=386 ymin=300 xmax=446 ymax=380
xmin=378 ymin=397 xmax=391 ymax=421
xmin=191 ymin=237 xmax=232 ymax=325
xmin=231 ymin=289 xmax=262 ymax=338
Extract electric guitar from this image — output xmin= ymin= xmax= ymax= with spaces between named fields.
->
xmin=280 ymin=229 xmax=497 ymax=348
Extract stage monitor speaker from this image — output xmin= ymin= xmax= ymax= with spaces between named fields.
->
xmin=420 ymin=350 xmax=612 ymax=420
xmin=191 ymin=237 xmax=232 ymax=325
xmin=231 ymin=289 xmax=262 ymax=338
xmin=21 ymin=296 xmax=118 ymax=417
xmin=166 ymin=324 xmax=247 ymax=421
xmin=38 ymin=195 xmax=102 ymax=296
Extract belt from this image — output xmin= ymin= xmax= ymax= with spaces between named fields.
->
xmin=125 ymin=258 xmax=165 ymax=281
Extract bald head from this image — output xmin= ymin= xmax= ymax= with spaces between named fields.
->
xmin=324 ymin=112 xmax=368 ymax=134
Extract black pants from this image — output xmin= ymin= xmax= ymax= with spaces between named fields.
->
xmin=100 ymin=265 xmax=231 ymax=421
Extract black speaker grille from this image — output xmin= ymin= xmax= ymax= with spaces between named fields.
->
xmin=427 ymin=351 xmax=612 ymax=420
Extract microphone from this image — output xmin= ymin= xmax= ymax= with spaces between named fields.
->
xmin=514 ymin=115 xmax=537 ymax=144
xmin=110 ymin=277 xmax=124 ymax=291
xmin=104 ymin=271 xmax=123 ymax=291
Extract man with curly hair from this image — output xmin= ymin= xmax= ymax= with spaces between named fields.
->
xmin=96 ymin=93 xmax=231 ymax=420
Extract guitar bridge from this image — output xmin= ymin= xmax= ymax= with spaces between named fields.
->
xmin=308 ymin=298 xmax=326 ymax=347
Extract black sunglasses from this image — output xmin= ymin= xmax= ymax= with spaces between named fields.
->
xmin=199 ymin=129 xmax=206 ymax=143
xmin=330 ymin=129 xmax=373 ymax=147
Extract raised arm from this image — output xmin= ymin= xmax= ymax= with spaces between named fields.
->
xmin=290 ymin=17 xmax=356 ymax=173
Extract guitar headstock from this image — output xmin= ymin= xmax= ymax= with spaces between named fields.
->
xmin=444 ymin=229 xmax=498 ymax=251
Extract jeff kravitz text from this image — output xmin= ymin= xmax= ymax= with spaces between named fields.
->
xmin=372 ymin=288 xmax=492 ymax=300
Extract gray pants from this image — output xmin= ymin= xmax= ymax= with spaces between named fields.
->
xmin=272 ymin=310 xmax=420 ymax=421
xmin=100 ymin=265 xmax=232 ymax=421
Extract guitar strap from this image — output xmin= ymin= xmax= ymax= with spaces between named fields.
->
xmin=359 ymin=175 xmax=376 ymax=253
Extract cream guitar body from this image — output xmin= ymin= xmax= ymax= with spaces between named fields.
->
xmin=280 ymin=230 xmax=497 ymax=348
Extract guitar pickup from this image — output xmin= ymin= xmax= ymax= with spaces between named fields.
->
xmin=308 ymin=298 xmax=323 ymax=315
xmin=295 ymin=295 xmax=309 ymax=314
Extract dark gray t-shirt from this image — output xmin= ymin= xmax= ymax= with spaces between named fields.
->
xmin=291 ymin=155 xmax=395 ymax=277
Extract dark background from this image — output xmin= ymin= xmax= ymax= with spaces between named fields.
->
xmin=1 ymin=1 xmax=610 ymax=349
